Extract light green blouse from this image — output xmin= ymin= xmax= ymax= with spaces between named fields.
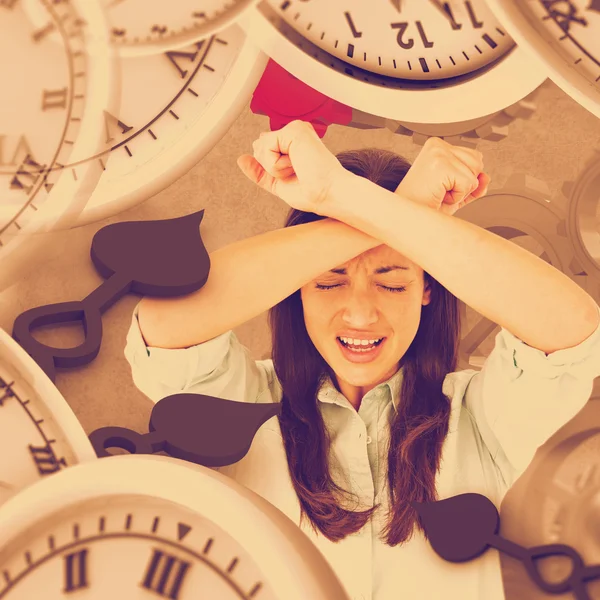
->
xmin=124 ymin=301 xmax=600 ymax=600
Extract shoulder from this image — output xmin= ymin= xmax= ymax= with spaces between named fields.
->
xmin=255 ymin=358 xmax=284 ymax=403
xmin=442 ymin=368 xmax=479 ymax=401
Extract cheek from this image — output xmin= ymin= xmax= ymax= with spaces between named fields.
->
xmin=301 ymin=293 xmax=331 ymax=334
xmin=384 ymin=294 xmax=425 ymax=329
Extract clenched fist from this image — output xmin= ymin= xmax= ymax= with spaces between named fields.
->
xmin=396 ymin=138 xmax=491 ymax=215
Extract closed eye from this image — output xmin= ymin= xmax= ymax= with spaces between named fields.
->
xmin=315 ymin=283 xmax=342 ymax=290
xmin=315 ymin=283 xmax=407 ymax=293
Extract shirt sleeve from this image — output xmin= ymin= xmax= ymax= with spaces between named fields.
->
xmin=463 ymin=302 xmax=600 ymax=487
xmin=123 ymin=300 xmax=276 ymax=405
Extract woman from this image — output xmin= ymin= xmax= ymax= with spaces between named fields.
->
xmin=124 ymin=121 xmax=600 ymax=600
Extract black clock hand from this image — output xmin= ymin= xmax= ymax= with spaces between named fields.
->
xmin=12 ymin=210 xmax=209 ymax=382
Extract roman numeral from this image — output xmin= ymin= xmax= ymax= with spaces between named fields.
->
xmin=28 ymin=444 xmax=66 ymax=475
xmin=140 ymin=549 xmax=190 ymax=599
xmin=165 ymin=41 xmax=204 ymax=78
xmin=0 ymin=377 xmax=15 ymax=405
xmin=42 ymin=88 xmax=68 ymax=111
xmin=103 ymin=110 xmax=133 ymax=144
xmin=542 ymin=0 xmax=588 ymax=33
xmin=64 ymin=549 xmax=89 ymax=592
xmin=10 ymin=154 xmax=46 ymax=194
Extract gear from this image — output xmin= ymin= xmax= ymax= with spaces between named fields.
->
xmin=455 ymin=172 xmax=589 ymax=370
xmin=250 ymin=58 xmax=541 ymax=147
xmin=553 ymin=148 xmax=600 ymax=305
xmin=349 ymin=87 xmax=540 ymax=149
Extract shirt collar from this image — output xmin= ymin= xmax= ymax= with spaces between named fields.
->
xmin=316 ymin=366 xmax=404 ymax=412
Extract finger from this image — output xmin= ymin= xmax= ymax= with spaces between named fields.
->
xmin=470 ymin=172 xmax=491 ymax=199
xmin=237 ymin=154 xmax=276 ymax=191
xmin=446 ymin=145 xmax=484 ymax=178
xmin=444 ymin=159 xmax=480 ymax=204
xmin=252 ymin=132 xmax=296 ymax=178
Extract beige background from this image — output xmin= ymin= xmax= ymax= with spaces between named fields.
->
xmin=1 ymin=77 xmax=600 ymax=598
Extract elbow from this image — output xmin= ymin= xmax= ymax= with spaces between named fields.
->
xmin=137 ymin=299 xmax=165 ymax=348
xmin=582 ymin=297 xmax=600 ymax=339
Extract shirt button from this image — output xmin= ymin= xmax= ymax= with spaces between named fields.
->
xmin=366 ymin=436 xmax=372 ymax=444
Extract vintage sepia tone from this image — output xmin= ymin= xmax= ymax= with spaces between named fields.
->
xmin=1 ymin=1 xmax=600 ymax=598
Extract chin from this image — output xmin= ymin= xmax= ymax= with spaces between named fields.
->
xmin=333 ymin=362 xmax=393 ymax=387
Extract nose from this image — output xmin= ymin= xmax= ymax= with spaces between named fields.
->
xmin=341 ymin=287 xmax=379 ymax=328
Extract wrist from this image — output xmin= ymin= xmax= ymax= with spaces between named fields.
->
xmin=318 ymin=170 xmax=362 ymax=220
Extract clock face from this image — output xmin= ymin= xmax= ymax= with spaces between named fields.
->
xmin=0 ymin=0 xmax=112 ymax=264
xmin=81 ymin=25 xmax=267 ymax=226
xmin=0 ymin=17 xmax=267 ymax=292
xmin=0 ymin=455 xmax=351 ymax=600
xmin=238 ymin=0 xmax=546 ymax=122
xmin=264 ymin=0 xmax=515 ymax=81
xmin=0 ymin=327 xmax=97 ymax=507
xmin=0 ymin=495 xmax=277 ymax=599
xmin=103 ymin=0 xmax=262 ymax=56
xmin=485 ymin=0 xmax=600 ymax=119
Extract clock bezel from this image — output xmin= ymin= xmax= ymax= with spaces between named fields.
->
xmin=0 ymin=454 xmax=351 ymax=600
xmin=237 ymin=1 xmax=548 ymax=123
xmin=484 ymin=0 xmax=600 ymax=120
xmin=0 ymin=326 xmax=98 ymax=475
xmin=71 ymin=26 xmax=268 ymax=228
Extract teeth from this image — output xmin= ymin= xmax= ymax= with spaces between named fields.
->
xmin=339 ymin=336 xmax=382 ymax=345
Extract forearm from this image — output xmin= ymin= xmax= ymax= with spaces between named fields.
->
xmin=326 ymin=172 xmax=599 ymax=354
xmin=137 ymin=217 xmax=379 ymax=349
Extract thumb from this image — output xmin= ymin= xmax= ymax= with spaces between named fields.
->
xmin=237 ymin=154 xmax=259 ymax=183
xmin=237 ymin=154 xmax=280 ymax=196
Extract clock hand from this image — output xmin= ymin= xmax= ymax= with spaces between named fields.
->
xmin=389 ymin=0 xmax=401 ymax=12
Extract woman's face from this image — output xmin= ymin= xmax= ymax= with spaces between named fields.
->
xmin=300 ymin=245 xmax=431 ymax=396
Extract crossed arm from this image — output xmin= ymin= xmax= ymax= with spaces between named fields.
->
xmin=138 ymin=174 xmax=599 ymax=355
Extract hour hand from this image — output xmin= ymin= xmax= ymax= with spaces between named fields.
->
xmin=389 ymin=0 xmax=402 ymax=12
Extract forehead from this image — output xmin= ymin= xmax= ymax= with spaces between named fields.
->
xmin=335 ymin=245 xmax=416 ymax=273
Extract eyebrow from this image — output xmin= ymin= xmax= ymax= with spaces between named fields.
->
xmin=329 ymin=265 xmax=410 ymax=275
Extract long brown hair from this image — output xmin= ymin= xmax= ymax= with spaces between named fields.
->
xmin=268 ymin=147 xmax=460 ymax=546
